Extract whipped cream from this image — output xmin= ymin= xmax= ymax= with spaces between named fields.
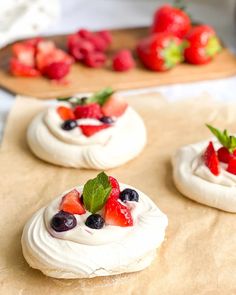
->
xmin=21 ymin=184 xmax=168 ymax=279
xmin=172 ymin=139 xmax=236 ymax=212
xmin=27 ymin=103 xmax=146 ymax=169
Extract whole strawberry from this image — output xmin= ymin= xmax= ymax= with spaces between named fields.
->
xmin=137 ymin=33 xmax=184 ymax=71
xmin=151 ymin=4 xmax=191 ymax=38
xmin=184 ymin=25 xmax=222 ymax=65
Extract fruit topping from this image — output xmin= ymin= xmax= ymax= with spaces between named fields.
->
xmin=227 ymin=157 xmax=236 ymax=175
xmin=61 ymin=119 xmax=77 ymax=131
xmin=57 ymin=106 xmax=76 ymax=120
xmin=104 ymin=197 xmax=133 ymax=227
xmin=108 ymin=176 xmax=120 ymax=200
xmin=203 ymin=141 xmax=220 ymax=176
xmin=101 ymin=95 xmax=128 ymax=117
xmin=85 ymin=214 xmax=105 ymax=229
xmin=59 ymin=189 xmax=85 ymax=215
xmin=51 ymin=211 xmax=77 ymax=232
xmin=82 ymin=172 xmax=112 ymax=214
xmin=74 ymin=103 xmax=102 ymax=119
xmin=112 ymin=50 xmax=135 ymax=72
xmin=120 ymin=188 xmax=139 ymax=202
xmin=217 ymin=147 xmax=232 ymax=164
xmin=206 ymin=124 xmax=236 ymax=154
xmin=99 ymin=116 xmax=114 ymax=124
xmin=80 ymin=125 xmax=111 ymax=137
xmin=10 ymin=58 xmax=41 ymax=77
xmin=184 ymin=25 xmax=222 ymax=65
xmin=43 ymin=61 xmax=70 ymax=80
xmin=137 ymin=33 xmax=184 ymax=71
xmin=151 ymin=4 xmax=191 ymax=38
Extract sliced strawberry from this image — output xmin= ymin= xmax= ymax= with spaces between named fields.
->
xmin=10 ymin=58 xmax=40 ymax=77
xmin=12 ymin=42 xmax=35 ymax=67
xmin=217 ymin=147 xmax=232 ymax=164
xmin=108 ymin=176 xmax=120 ymax=200
xmin=57 ymin=106 xmax=76 ymax=120
xmin=37 ymin=40 xmax=55 ymax=54
xmin=59 ymin=189 xmax=85 ymax=215
xmin=74 ymin=103 xmax=102 ymax=119
xmin=43 ymin=61 xmax=70 ymax=80
xmin=104 ymin=198 xmax=133 ymax=227
xmin=227 ymin=157 xmax=236 ymax=175
xmin=101 ymin=95 xmax=128 ymax=117
xmin=203 ymin=141 xmax=220 ymax=176
xmin=80 ymin=125 xmax=110 ymax=137
xmin=24 ymin=37 xmax=43 ymax=47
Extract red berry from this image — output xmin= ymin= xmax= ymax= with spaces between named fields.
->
xmin=87 ymin=34 xmax=108 ymax=52
xmin=43 ymin=61 xmax=70 ymax=80
xmin=97 ymin=30 xmax=112 ymax=46
xmin=83 ymin=51 xmax=106 ymax=68
xmin=57 ymin=106 xmax=75 ymax=120
xmin=68 ymin=39 xmax=95 ymax=61
xmin=151 ymin=4 xmax=191 ymax=38
xmin=12 ymin=42 xmax=36 ymax=67
xmin=101 ymin=95 xmax=128 ymax=117
xmin=59 ymin=189 xmax=85 ymax=215
xmin=184 ymin=25 xmax=221 ymax=65
xmin=217 ymin=147 xmax=232 ymax=164
xmin=10 ymin=58 xmax=40 ymax=77
xmin=203 ymin=141 xmax=220 ymax=176
xmin=112 ymin=50 xmax=135 ymax=72
xmin=109 ymin=176 xmax=120 ymax=200
xmin=227 ymin=157 xmax=236 ymax=175
xmin=104 ymin=198 xmax=133 ymax=227
xmin=74 ymin=103 xmax=102 ymax=119
xmin=77 ymin=28 xmax=94 ymax=39
xmin=80 ymin=125 xmax=111 ymax=137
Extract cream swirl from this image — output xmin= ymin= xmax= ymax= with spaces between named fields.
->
xmin=172 ymin=139 xmax=236 ymax=212
xmin=27 ymin=103 xmax=146 ymax=170
xmin=21 ymin=184 xmax=168 ymax=279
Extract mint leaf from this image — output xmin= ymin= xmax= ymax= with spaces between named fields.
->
xmin=82 ymin=172 xmax=112 ymax=214
xmin=86 ymin=87 xmax=114 ymax=106
xmin=206 ymin=124 xmax=236 ymax=153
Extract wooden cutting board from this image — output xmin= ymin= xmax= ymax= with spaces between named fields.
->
xmin=0 ymin=27 xmax=236 ymax=99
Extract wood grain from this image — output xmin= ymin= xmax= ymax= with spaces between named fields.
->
xmin=0 ymin=27 xmax=236 ymax=99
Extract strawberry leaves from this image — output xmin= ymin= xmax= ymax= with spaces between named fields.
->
xmin=82 ymin=172 xmax=112 ymax=214
xmin=206 ymin=124 xmax=236 ymax=153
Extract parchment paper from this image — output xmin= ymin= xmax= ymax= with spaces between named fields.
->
xmin=1 ymin=94 xmax=236 ymax=295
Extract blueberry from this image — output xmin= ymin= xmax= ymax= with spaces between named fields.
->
xmin=80 ymin=194 xmax=83 ymax=204
xmin=51 ymin=211 xmax=77 ymax=232
xmin=120 ymin=189 xmax=139 ymax=202
xmin=80 ymin=97 xmax=88 ymax=105
xmin=99 ymin=116 xmax=114 ymax=124
xmin=61 ymin=120 xmax=77 ymax=131
xmin=85 ymin=214 xmax=104 ymax=229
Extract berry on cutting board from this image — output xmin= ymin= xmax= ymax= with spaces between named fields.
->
xmin=137 ymin=33 xmax=184 ymax=71
xmin=184 ymin=25 xmax=222 ymax=65
xmin=85 ymin=214 xmax=105 ymax=229
xmin=51 ymin=211 xmax=77 ymax=232
xmin=151 ymin=4 xmax=191 ymax=38
xmin=83 ymin=51 xmax=107 ymax=68
xmin=112 ymin=50 xmax=135 ymax=72
xmin=104 ymin=197 xmax=133 ymax=227
xmin=10 ymin=58 xmax=41 ymax=77
xmin=203 ymin=141 xmax=220 ymax=176
xmin=43 ymin=61 xmax=70 ymax=80
xmin=59 ymin=189 xmax=85 ymax=215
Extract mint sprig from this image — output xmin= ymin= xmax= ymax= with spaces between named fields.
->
xmin=82 ymin=172 xmax=112 ymax=214
xmin=86 ymin=87 xmax=114 ymax=105
xmin=57 ymin=87 xmax=114 ymax=107
xmin=206 ymin=124 xmax=236 ymax=153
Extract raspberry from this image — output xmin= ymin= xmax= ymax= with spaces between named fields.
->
xmin=112 ymin=50 xmax=135 ymax=72
xmin=74 ymin=103 xmax=102 ymax=119
xmin=43 ymin=61 xmax=70 ymax=80
xmin=68 ymin=39 xmax=95 ymax=61
xmin=87 ymin=34 xmax=108 ymax=52
xmin=77 ymin=28 xmax=94 ymax=39
xmin=84 ymin=52 xmax=106 ymax=68
xmin=97 ymin=30 xmax=112 ymax=45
